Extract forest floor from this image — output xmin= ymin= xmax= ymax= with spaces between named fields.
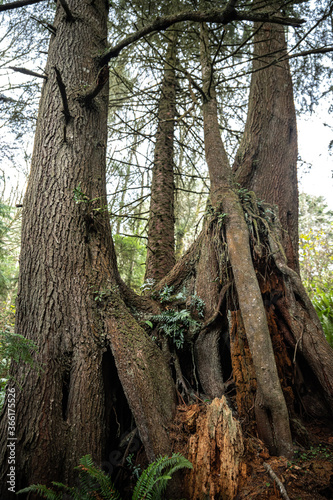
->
xmin=237 ymin=421 xmax=333 ymax=500
xmin=171 ymin=403 xmax=333 ymax=500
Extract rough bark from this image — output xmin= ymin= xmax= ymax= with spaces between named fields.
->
xmin=194 ymin=224 xmax=226 ymax=399
xmin=0 ymin=4 xmax=332 ymax=499
xmin=199 ymin=22 xmax=293 ymax=458
xmin=268 ymin=221 xmax=333 ymax=412
xmin=0 ymin=2 xmax=176 ymax=497
xmin=145 ymin=30 xmax=177 ymax=283
xmin=233 ymin=19 xmax=299 ymax=270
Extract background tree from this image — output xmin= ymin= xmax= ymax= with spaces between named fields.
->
xmin=145 ymin=29 xmax=178 ymax=283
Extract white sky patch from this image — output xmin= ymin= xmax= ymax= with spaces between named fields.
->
xmin=297 ymin=110 xmax=333 ymax=209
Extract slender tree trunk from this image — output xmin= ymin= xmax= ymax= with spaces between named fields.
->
xmin=233 ymin=17 xmax=299 ymax=270
xmin=199 ymin=22 xmax=293 ymax=457
xmin=231 ymin=9 xmax=333 ymax=419
xmin=0 ymin=2 xmax=176 ymax=496
xmin=145 ymin=30 xmax=177 ymax=283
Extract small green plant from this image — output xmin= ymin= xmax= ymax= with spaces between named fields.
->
xmin=311 ymin=289 xmax=333 ymax=346
xmin=18 ymin=452 xmax=193 ymax=500
xmin=93 ymin=289 xmax=111 ymax=303
xmin=132 ymin=453 xmax=192 ymax=500
xmin=73 ymin=185 xmax=106 ymax=214
xmin=140 ymin=279 xmax=156 ymax=295
xmin=158 ymin=284 xmax=175 ymax=303
xmin=126 ymin=453 xmax=141 ymax=480
xmin=18 ymin=454 xmax=121 ymax=500
xmin=0 ymin=329 xmax=39 ymax=407
xmin=148 ymin=288 xmax=205 ymax=349
xmin=217 ymin=212 xmax=228 ymax=227
xmin=73 ymin=183 xmax=90 ymax=204
xmin=189 ymin=293 xmax=205 ymax=318
xmin=151 ymin=309 xmax=200 ymax=349
xmin=293 ymin=444 xmax=332 ymax=463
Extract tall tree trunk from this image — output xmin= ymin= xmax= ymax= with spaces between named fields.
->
xmin=233 ymin=16 xmax=299 ymax=270
xmin=231 ymin=9 xmax=333 ymax=420
xmin=198 ymin=22 xmax=293 ymax=457
xmin=0 ymin=2 xmax=176 ymax=496
xmin=145 ymin=30 xmax=177 ymax=283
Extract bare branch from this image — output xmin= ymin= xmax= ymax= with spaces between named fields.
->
xmin=54 ymin=66 xmax=71 ymax=123
xmin=79 ymin=65 xmax=109 ymax=102
xmin=101 ymin=8 xmax=305 ymax=65
xmin=288 ymin=45 xmax=333 ymax=59
xmin=0 ymin=93 xmax=16 ymax=103
xmin=58 ymin=0 xmax=74 ymax=22
xmin=30 ymin=15 xmax=56 ymax=35
xmin=8 ymin=66 xmax=47 ymax=79
xmin=0 ymin=0 xmax=46 ymax=11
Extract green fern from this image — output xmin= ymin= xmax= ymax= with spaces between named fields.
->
xmin=132 ymin=453 xmax=193 ymax=500
xmin=151 ymin=309 xmax=200 ymax=349
xmin=17 ymin=452 xmax=192 ymax=500
xmin=18 ymin=455 xmax=121 ymax=500
xmin=16 ymin=484 xmax=63 ymax=500
xmin=75 ymin=454 xmax=121 ymax=499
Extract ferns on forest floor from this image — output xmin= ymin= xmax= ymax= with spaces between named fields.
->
xmin=18 ymin=452 xmax=193 ymax=500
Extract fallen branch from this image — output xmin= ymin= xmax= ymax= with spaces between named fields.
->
xmin=263 ymin=462 xmax=291 ymax=500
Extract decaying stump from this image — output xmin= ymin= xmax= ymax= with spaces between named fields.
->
xmin=184 ymin=397 xmax=245 ymax=499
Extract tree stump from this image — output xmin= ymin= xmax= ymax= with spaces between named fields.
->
xmin=185 ymin=397 xmax=244 ymax=499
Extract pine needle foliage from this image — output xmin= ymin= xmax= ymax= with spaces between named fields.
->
xmin=18 ymin=452 xmax=192 ymax=500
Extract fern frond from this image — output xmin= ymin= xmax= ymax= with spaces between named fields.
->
xmin=17 ymin=484 xmax=62 ymax=500
xmin=75 ymin=454 xmax=121 ymax=499
xmin=50 ymin=482 xmax=83 ymax=500
xmin=132 ymin=453 xmax=192 ymax=500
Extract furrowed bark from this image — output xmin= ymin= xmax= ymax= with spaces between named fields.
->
xmin=233 ymin=16 xmax=299 ymax=270
xmin=145 ymin=29 xmax=177 ymax=283
xmin=0 ymin=1 xmax=176 ymax=496
xmin=199 ymin=22 xmax=293 ymax=457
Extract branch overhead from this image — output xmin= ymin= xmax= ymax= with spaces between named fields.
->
xmin=101 ymin=7 xmax=305 ymax=65
xmin=0 ymin=0 xmax=46 ymax=11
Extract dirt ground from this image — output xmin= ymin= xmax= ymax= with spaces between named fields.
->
xmin=171 ymin=403 xmax=333 ymax=499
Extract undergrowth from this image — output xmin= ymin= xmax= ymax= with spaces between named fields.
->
xmin=148 ymin=286 xmax=204 ymax=349
xmin=18 ymin=452 xmax=193 ymax=500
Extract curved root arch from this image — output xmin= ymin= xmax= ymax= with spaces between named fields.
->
xmin=137 ymin=194 xmax=333 ymax=455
